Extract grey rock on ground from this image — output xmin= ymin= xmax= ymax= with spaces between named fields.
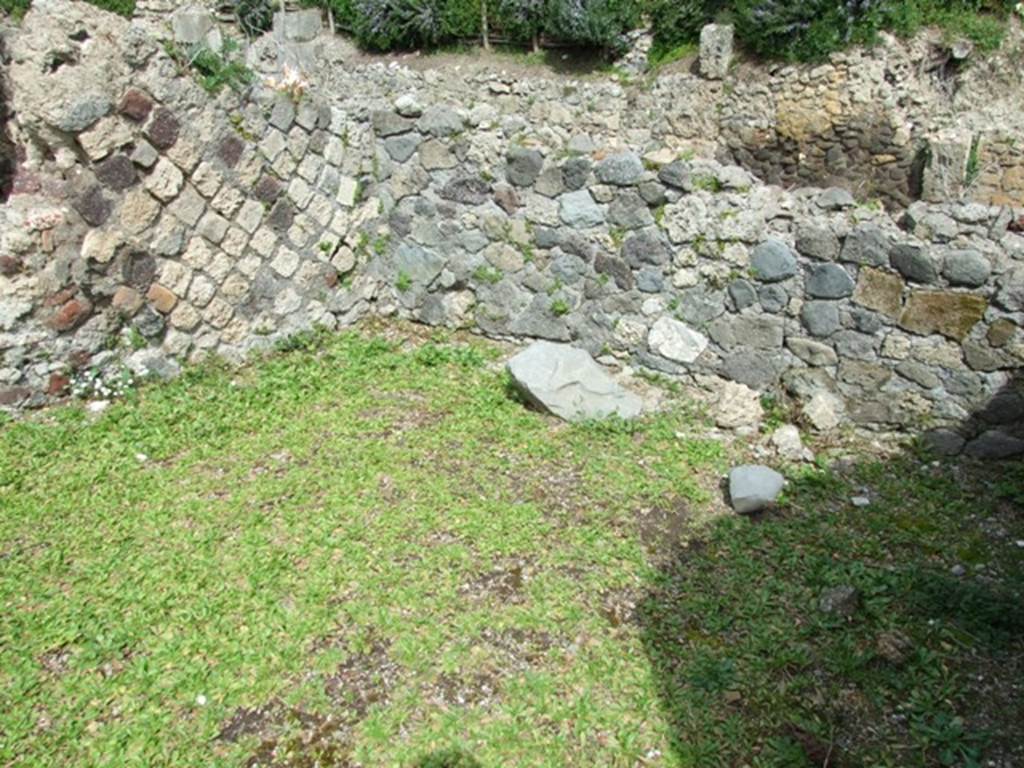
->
xmin=506 ymin=341 xmax=644 ymax=423
xmin=728 ymin=464 xmax=785 ymax=513
xmin=818 ymin=585 xmax=860 ymax=617
xmin=771 ymin=424 xmax=813 ymax=462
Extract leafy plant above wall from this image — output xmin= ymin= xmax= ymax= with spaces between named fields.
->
xmin=165 ymin=37 xmax=256 ymax=95
xmin=649 ymin=0 xmax=1017 ymax=63
xmin=233 ymin=0 xmax=275 ymax=37
xmin=0 ymin=0 xmax=135 ymax=19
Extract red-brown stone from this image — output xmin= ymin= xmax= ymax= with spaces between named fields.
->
xmin=73 ymin=185 xmax=113 ymax=226
xmin=44 ymin=287 xmax=77 ymax=307
xmin=10 ymin=169 xmax=41 ymax=195
xmin=253 ymin=174 xmax=282 ymax=203
xmin=95 ymin=154 xmax=137 ymax=190
xmin=46 ymin=373 xmax=70 ymax=396
xmin=145 ymin=108 xmax=180 ymax=150
xmin=119 ymin=88 xmax=153 ymax=123
xmin=48 ymin=298 xmax=92 ymax=332
xmin=0 ymin=255 xmax=22 ymax=276
xmin=217 ymin=134 xmax=245 ymax=169
xmin=68 ymin=350 xmax=92 ymax=370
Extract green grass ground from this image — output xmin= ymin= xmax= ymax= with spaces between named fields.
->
xmin=1 ymin=326 xmax=1022 ymax=767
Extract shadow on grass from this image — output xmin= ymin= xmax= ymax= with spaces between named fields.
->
xmin=414 ymin=748 xmax=482 ymax=767
xmin=638 ymin=372 xmax=1024 ymax=766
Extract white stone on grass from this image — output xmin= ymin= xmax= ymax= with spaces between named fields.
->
xmin=507 ymin=341 xmax=644 ymax=423
xmin=728 ymin=465 xmax=785 ymax=514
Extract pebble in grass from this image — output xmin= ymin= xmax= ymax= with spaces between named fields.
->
xmin=728 ymin=465 xmax=785 ymax=514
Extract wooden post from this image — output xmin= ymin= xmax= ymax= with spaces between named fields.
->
xmin=481 ymin=0 xmax=490 ymax=50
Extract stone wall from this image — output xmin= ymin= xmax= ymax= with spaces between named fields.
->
xmin=1 ymin=0 xmax=1022 ymax=457
xmin=975 ymin=132 xmax=1024 ymax=208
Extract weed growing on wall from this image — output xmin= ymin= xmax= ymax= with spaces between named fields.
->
xmin=165 ymin=38 xmax=255 ymax=95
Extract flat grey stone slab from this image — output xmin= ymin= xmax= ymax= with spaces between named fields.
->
xmin=728 ymin=464 xmax=785 ymax=514
xmin=507 ymin=341 xmax=644 ymax=422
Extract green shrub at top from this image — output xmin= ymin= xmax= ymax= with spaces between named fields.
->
xmin=234 ymin=0 xmax=275 ymax=37
xmin=542 ymin=0 xmax=642 ymax=52
xmin=492 ymin=0 xmax=545 ymax=46
xmin=0 ymin=0 xmax=31 ymax=18
xmin=863 ymin=0 xmax=1014 ymax=53
xmin=732 ymin=0 xmax=1014 ymax=62
xmin=731 ymin=0 xmax=871 ymax=62
xmin=442 ymin=0 xmax=484 ymax=38
xmin=348 ymin=0 xmax=456 ymax=49
xmin=647 ymin=0 xmax=722 ymax=58
xmin=298 ymin=0 xmax=359 ymax=33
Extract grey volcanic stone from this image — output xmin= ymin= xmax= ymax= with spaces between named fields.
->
xmin=817 ymin=187 xmax=855 ymax=209
xmin=440 ymin=176 xmax=491 ymax=205
xmin=506 ymin=341 xmax=644 ymax=422
xmin=891 ymin=244 xmax=939 ymax=283
xmin=608 ymin=191 xmax=653 ymax=229
xmin=840 ymin=223 xmax=889 ymax=266
xmin=942 ymin=249 xmax=991 ymax=287
xmin=393 ymin=243 xmax=444 ymax=286
xmin=418 ymin=105 xmax=464 ymax=137
xmin=758 ymin=284 xmax=788 ymax=313
xmin=595 ymin=254 xmax=633 ymax=290
xmin=58 ymin=94 xmax=112 ymax=133
xmin=596 ymin=152 xmax=644 ymax=186
xmin=560 ymin=190 xmax=604 ymax=228
xmin=805 ymin=264 xmax=855 ymax=298
xmin=269 ymin=98 xmax=295 ymax=131
xmin=509 ymin=294 xmax=571 ymax=341
xmin=751 ymin=239 xmax=797 ymax=282
xmin=801 ymin=300 xmax=840 ymax=336
xmin=507 ymin=147 xmax=544 ymax=187
xmin=963 ymin=431 xmax=1024 ymax=459
xmin=675 ymin=286 xmax=726 ymax=326
xmin=729 ymin=279 xmax=757 ymax=309
xmin=788 ymin=337 xmax=838 ymax=366
xmin=818 ymin=585 xmax=860 ymax=617
xmin=371 ymin=110 xmax=414 ymax=137
xmin=728 ymin=465 xmax=784 ymax=513
xmin=639 ymin=180 xmax=667 ymax=205
xmin=923 ymin=429 xmax=966 ymax=456
xmin=383 ymin=134 xmax=423 ymax=162
xmin=562 ymin=157 xmax=591 ymax=190
xmin=623 ymin=230 xmax=670 ymax=266
xmin=796 ymin=223 xmax=840 ymax=261
xmin=658 ymin=161 xmax=690 ymax=189
xmin=127 ymin=349 xmax=182 ymax=381
xmin=636 ymin=267 xmax=664 ymax=293
xmin=535 ymin=166 xmax=565 ymax=197
xmin=720 ymin=350 xmax=784 ymax=388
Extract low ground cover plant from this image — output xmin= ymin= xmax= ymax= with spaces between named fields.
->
xmin=1 ymin=327 xmax=1021 ymax=766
